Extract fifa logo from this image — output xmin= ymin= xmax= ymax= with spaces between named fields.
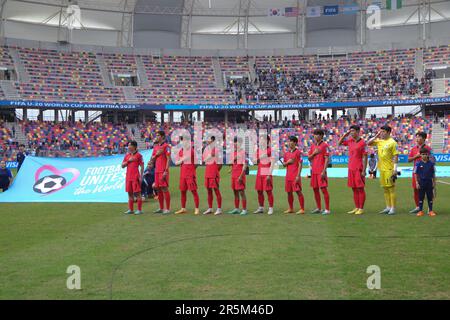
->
xmin=66 ymin=4 xmax=81 ymax=30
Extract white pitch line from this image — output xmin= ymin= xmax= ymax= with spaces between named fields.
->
xmin=437 ymin=180 xmax=450 ymax=185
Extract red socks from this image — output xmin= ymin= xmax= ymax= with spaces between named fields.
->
xmin=128 ymin=199 xmax=134 ymax=211
xmin=192 ymin=190 xmax=199 ymax=208
xmin=313 ymin=188 xmax=322 ymax=210
xmin=257 ymin=191 xmax=264 ymax=207
xmin=181 ymin=191 xmax=187 ymax=208
xmin=137 ymin=198 xmax=142 ymax=211
xmin=353 ymin=188 xmax=366 ymax=209
xmin=297 ymin=192 xmax=304 ymax=210
xmin=234 ymin=196 xmax=239 ymax=208
xmin=207 ymin=189 xmax=213 ymax=208
xmin=267 ymin=191 xmax=274 ymax=207
xmin=242 ymin=199 xmax=247 ymax=210
xmin=163 ymin=191 xmax=170 ymax=210
xmin=322 ymin=188 xmax=330 ymax=211
xmin=158 ymin=192 xmax=164 ymax=209
xmin=358 ymin=188 xmax=366 ymax=209
xmin=353 ymin=188 xmax=359 ymax=208
xmin=181 ymin=190 xmax=199 ymax=208
xmin=214 ymin=189 xmax=222 ymax=208
xmin=288 ymin=192 xmax=294 ymax=210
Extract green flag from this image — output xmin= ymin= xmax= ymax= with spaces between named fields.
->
xmin=386 ymin=0 xmax=402 ymax=10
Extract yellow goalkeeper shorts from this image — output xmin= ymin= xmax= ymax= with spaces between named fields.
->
xmin=379 ymin=170 xmax=396 ymax=188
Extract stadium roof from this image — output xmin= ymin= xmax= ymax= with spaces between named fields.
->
xmin=2 ymin=0 xmax=450 ymax=34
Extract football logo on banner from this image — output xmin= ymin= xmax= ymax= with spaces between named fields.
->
xmin=33 ymin=165 xmax=80 ymax=195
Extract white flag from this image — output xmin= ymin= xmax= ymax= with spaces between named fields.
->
xmin=306 ymin=6 xmax=321 ymax=18
xmin=268 ymin=8 xmax=283 ymax=17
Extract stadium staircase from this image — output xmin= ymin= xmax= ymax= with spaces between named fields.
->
xmin=127 ymin=124 xmax=147 ymax=150
xmin=415 ymin=48 xmax=424 ymax=79
xmin=248 ymin=56 xmax=256 ymax=82
xmin=135 ymin=56 xmax=150 ymax=87
xmin=122 ymin=86 xmax=139 ymax=104
xmin=212 ymin=57 xmax=225 ymax=89
xmin=0 ymin=80 xmax=21 ymax=100
xmin=95 ymin=54 xmax=113 ymax=87
xmin=9 ymin=48 xmax=30 ymax=83
xmin=4 ymin=121 xmax=28 ymax=146
xmin=431 ymin=120 xmax=445 ymax=153
xmin=431 ymin=79 xmax=447 ymax=97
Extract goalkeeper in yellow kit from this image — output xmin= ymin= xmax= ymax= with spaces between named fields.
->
xmin=368 ymin=125 xmax=399 ymax=215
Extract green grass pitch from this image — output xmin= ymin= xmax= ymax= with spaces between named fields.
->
xmin=1 ymin=166 xmax=449 ymax=300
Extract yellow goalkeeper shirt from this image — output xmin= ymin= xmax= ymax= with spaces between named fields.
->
xmin=373 ymin=137 xmax=399 ymax=171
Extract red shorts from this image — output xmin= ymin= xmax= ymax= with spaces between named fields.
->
xmin=285 ymin=179 xmax=302 ymax=192
xmin=126 ymin=179 xmax=141 ymax=193
xmin=347 ymin=169 xmax=366 ymax=188
xmin=179 ymin=176 xmax=198 ymax=191
xmin=231 ymin=176 xmax=246 ymax=191
xmin=255 ymin=175 xmax=273 ymax=191
xmin=205 ymin=176 xmax=220 ymax=189
xmin=154 ymin=172 xmax=169 ymax=188
xmin=310 ymin=173 xmax=328 ymax=189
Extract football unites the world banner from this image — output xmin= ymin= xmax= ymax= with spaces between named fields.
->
xmin=0 ymin=150 xmax=153 ymax=203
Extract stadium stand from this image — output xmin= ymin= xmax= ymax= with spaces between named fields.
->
xmin=219 ymin=56 xmax=250 ymax=77
xmin=15 ymin=47 xmax=126 ymax=103
xmin=423 ymin=45 xmax=450 ymax=65
xmin=135 ymin=56 xmax=230 ymax=104
xmin=0 ymin=45 xmax=444 ymax=104
xmin=21 ymin=121 xmax=131 ymax=158
xmin=0 ymin=122 xmax=17 ymax=161
xmin=101 ymin=53 xmax=137 ymax=74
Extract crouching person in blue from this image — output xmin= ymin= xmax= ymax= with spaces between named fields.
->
xmin=0 ymin=160 xmax=13 ymax=192
xmin=414 ymin=148 xmax=436 ymax=217
xmin=141 ymin=160 xmax=156 ymax=200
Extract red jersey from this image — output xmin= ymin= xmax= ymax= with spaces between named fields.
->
xmin=204 ymin=147 xmax=220 ymax=178
xmin=231 ymin=149 xmax=246 ymax=178
xmin=123 ymin=152 xmax=143 ymax=181
xmin=179 ymin=147 xmax=196 ymax=178
xmin=308 ymin=141 xmax=329 ymax=174
xmin=409 ymin=144 xmax=432 ymax=165
xmin=257 ymin=147 xmax=272 ymax=176
xmin=342 ymin=137 xmax=367 ymax=171
xmin=153 ymin=142 xmax=171 ymax=173
xmin=284 ymin=148 xmax=302 ymax=180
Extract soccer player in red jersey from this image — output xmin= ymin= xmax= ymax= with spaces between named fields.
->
xmin=203 ymin=136 xmax=223 ymax=215
xmin=122 ymin=140 xmax=144 ymax=215
xmin=282 ymin=136 xmax=305 ymax=214
xmin=308 ymin=129 xmax=331 ymax=215
xmin=338 ymin=125 xmax=368 ymax=215
xmin=408 ymin=132 xmax=433 ymax=214
xmin=228 ymin=137 xmax=248 ymax=215
xmin=175 ymin=137 xmax=200 ymax=215
xmin=254 ymin=135 xmax=275 ymax=215
xmin=151 ymin=130 xmax=171 ymax=214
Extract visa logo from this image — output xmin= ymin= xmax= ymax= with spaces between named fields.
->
xmin=434 ymin=154 xmax=450 ymax=162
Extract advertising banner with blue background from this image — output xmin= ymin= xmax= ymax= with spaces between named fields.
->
xmin=2 ymin=96 xmax=450 ymax=111
xmin=323 ymin=5 xmax=339 ymax=15
xmin=0 ymin=150 xmax=152 ymax=203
